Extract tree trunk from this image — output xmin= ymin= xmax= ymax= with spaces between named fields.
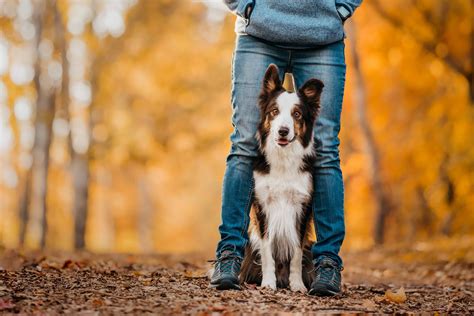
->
xmin=70 ymin=2 xmax=147 ymax=249
xmin=439 ymin=159 xmax=456 ymax=236
xmin=53 ymin=0 xmax=72 ymax=152
xmin=52 ymin=0 xmax=90 ymax=249
xmin=408 ymin=185 xmax=434 ymax=240
xmin=348 ymin=22 xmax=391 ymax=245
xmin=138 ymin=174 xmax=153 ymax=252
xmin=29 ymin=0 xmax=55 ymax=249
xmin=18 ymin=168 xmax=32 ymax=246
xmin=470 ymin=0 xmax=474 ymax=104
xmin=72 ymin=153 xmax=90 ymax=249
xmin=372 ymin=0 xmax=473 ymax=104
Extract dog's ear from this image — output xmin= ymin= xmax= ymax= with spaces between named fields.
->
xmin=262 ymin=64 xmax=281 ymax=94
xmin=298 ymin=78 xmax=324 ymax=114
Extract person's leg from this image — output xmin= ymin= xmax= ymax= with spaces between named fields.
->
xmin=212 ymin=35 xmax=287 ymax=289
xmin=292 ymin=41 xmax=346 ymax=267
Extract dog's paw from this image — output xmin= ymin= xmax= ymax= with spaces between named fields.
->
xmin=260 ymin=278 xmax=277 ymax=290
xmin=289 ymin=281 xmax=307 ymax=293
xmin=289 ymin=274 xmax=307 ymax=292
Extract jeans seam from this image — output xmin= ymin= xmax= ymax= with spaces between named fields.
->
xmin=314 ymin=195 xmax=322 ymax=243
xmin=239 ymin=174 xmax=254 ymax=250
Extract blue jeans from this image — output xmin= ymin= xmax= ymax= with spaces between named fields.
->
xmin=216 ymin=35 xmax=346 ymax=267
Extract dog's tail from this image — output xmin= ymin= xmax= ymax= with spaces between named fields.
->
xmin=301 ymin=244 xmax=315 ymax=288
xmin=239 ymin=242 xmax=315 ymax=288
xmin=239 ymin=244 xmax=262 ymax=285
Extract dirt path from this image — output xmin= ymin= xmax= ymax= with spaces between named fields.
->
xmin=0 ymin=245 xmax=472 ymax=314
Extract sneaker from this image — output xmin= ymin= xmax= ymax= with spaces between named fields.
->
xmin=209 ymin=250 xmax=242 ymax=290
xmin=308 ymin=257 xmax=342 ymax=296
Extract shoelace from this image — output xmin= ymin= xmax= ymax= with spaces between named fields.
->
xmin=314 ymin=259 xmax=342 ymax=286
xmin=208 ymin=253 xmax=242 ymax=275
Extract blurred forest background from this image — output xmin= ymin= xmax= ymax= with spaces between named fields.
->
xmin=0 ymin=0 xmax=472 ymax=255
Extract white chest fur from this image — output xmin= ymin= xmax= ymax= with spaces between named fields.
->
xmin=253 ymin=141 xmax=313 ymax=260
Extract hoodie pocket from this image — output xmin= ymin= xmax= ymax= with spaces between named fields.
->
xmin=244 ymin=0 xmax=345 ymax=47
xmin=236 ymin=0 xmax=255 ymax=25
xmin=245 ymin=0 xmax=258 ymax=29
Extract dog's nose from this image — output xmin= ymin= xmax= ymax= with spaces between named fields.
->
xmin=278 ymin=127 xmax=289 ymax=137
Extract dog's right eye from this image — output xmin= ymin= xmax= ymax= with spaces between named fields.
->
xmin=270 ymin=109 xmax=279 ymax=116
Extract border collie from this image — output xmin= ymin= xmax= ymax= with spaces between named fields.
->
xmin=240 ymin=64 xmax=324 ymax=292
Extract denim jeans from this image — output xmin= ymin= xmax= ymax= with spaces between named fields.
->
xmin=216 ymin=35 xmax=346 ymax=267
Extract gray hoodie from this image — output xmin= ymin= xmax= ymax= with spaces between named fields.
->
xmin=224 ymin=0 xmax=362 ymax=48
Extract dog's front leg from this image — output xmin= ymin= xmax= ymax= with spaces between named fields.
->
xmin=260 ymin=238 xmax=276 ymax=290
xmin=289 ymin=246 xmax=306 ymax=292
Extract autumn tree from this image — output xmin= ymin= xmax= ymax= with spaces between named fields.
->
xmin=371 ymin=0 xmax=473 ymax=103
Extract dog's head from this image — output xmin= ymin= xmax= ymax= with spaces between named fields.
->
xmin=257 ymin=64 xmax=324 ymax=150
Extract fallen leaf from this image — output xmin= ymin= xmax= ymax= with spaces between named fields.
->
xmin=362 ymin=299 xmax=376 ymax=310
xmin=0 ymin=299 xmax=15 ymax=311
xmin=244 ymin=283 xmax=257 ymax=290
xmin=62 ymin=259 xmax=74 ymax=269
xmin=143 ymin=286 xmax=159 ymax=291
xmin=183 ymin=270 xmax=207 ymax=279
xmin=91 ymin=298 xmax=104 ymax=308
xmin=385 ymin=287 xmax=407 ymax=303
xmin=210 ymin=305 xmax=226 ymax=312
xmin=39 ymin=261 xmax=61 ymax=270
xmin=62 ymin=259 xmax=86 ymax=269
xmin=132 ymin=270 xmax=145 ymax=276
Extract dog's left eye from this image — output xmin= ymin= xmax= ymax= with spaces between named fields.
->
xmin=270 ymin=109 xmax=279 ymax=116
xmin=293 ymin=111 xmax=301 ymax=119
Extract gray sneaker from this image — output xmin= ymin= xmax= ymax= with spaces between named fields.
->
xmin=308 ymin=257 xmax=342 ymax=296
xmin=209 ymin=251 xmax=242 ymax=290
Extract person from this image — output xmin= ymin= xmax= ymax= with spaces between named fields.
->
xmin=210 ymin=0 xmax=362 ymax=296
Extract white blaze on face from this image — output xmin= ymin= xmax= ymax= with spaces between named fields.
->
xmin=272 ymin=92 xmax=299 ymax=145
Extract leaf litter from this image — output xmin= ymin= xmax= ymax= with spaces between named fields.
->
xmin=0 ymin=248 xmax=472 ymax=314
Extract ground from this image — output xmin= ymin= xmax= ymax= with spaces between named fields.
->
xmin=0 ymin=239 xmax=473 ymax=314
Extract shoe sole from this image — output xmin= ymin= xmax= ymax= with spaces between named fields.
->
xmin=210 ymin=278 xmax=241 ymax=290
xmin=308 ymin=287 xmax=340 ymax=297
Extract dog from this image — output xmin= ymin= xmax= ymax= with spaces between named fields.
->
xmin=240 ymin=64 xmax=324 ymax=292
